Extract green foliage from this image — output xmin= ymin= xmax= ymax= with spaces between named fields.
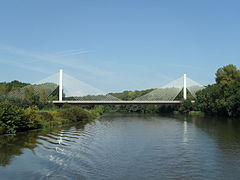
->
xmin=0 ymin=101 xmax=27 ymax=134
xmin=24 ymin=106 xmax=40 ymax=129
xmin=24 ymin=86 xmax=36 ymax=104
xmin=196 ymin=84 xmax=223 ymax=114
xmin=0 ymin=102 xmax=44 ymax=134
xmin=175 ymin=89 xmax=195 ymax=100
xmin=39 ymin=88 xmax=47 ymax=103
xmin=215 ymin=64 xmax=240 ymax=86
xmin=0 ymin=96 xmax=30 ymax=108
xmin=0 ymin=80 xmax=58 ymax=110
xmin=0 ymin=80 xmax=100 ymax=134
xmin=109 ymin=89 xmax=154 ymax=100
xmin=58 ymin=106 xmax=92 ymax=122
xmin=48 ymin=86 xmax=65 ymax=101
xmin=89 ymin=105 xmax=104 ymax=118
xmin=35 ymin=111 xmax=61 ymax=128
xmin=0 ymin=80 xmax=29 ymax=96
xmin=8 ymin=80 xmax=29 ymax=89
xmin=196 ymin=64 xmax=240 ymax=117
xmin=178 ymin=100 xmax=194 ymax=113
xmin=36 ymin=111 xmax=54 ymax=122
xmin=0 ymin=101 xmax=98 ymax=134
xmin=0 ymin=83 xmax=9 ymax=96
xmin=101 ymin=88 xmax=179 ymax=113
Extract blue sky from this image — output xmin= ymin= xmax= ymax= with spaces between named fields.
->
xmin=0 ymin=0 xmax=240 ymax=92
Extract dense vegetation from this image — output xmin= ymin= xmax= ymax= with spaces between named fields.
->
xmin=0 ymin=80 xmax=29 ymax=95
xmin=0 ymin=81 xmax=102 ymax=134
xmin=0 ymin=101 xmax=102 ymax=135
xmin=173 ymin=64 xmax=240 ymax=117
xmin=195 ymin=64 xmax=240 ymax=117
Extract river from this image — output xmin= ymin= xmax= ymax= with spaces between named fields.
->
xmin=0 ymin=113 xmax=240 ymax=180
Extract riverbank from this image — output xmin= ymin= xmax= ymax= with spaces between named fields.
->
xmin=0 ymin=101 xmax=103 ymax=135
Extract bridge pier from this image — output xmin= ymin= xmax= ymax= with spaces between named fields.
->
xmin=183 ymin=74 xmax=187 ymax=100
xmin=59 ymin=69 xmax=63 ymax=102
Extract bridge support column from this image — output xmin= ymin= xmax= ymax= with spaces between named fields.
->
xmin=183 ymin=74 xmax=187 ymax=100
xmin=59 ymin=69 xmax=63 ymax=102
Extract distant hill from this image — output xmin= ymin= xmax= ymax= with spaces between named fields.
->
xmin=0 ymin=80 xmax=30 ymax=96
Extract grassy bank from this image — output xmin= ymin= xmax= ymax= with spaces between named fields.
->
xmin=0 ymin=101 xmax=103 ymax=135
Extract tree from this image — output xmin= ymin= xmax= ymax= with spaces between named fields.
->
xmin=196 ymin=64 xmax=240 ymax=117
xmin=39 ymin=88 xmax=47 ymax=103
xmin=24 ymin=86 xmax=36 ymax=103
xmin=178 ymin=99 xmax=195 ymax=113
xmin=215 ymin=64 xmax=240 ymax=86
xmin=0 ymin=83 xmax=8 ymax=95
xmin=196 ymin=84 xmax=226 ymax=115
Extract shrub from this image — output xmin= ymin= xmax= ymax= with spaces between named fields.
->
xmin=36 ymin=111 xmax=54 ymax=122
xmin=24 ymin=106 xmax=40 ymax=129
xmin=0 ymin=101 xmax=26 ymax=133
xmin=58 ymin=106 xmax=91 ymax=122
xmin=178 ymin=100 xmax=195 ymax=113
xmin=89 ymin=106 xmax=104 ymax=118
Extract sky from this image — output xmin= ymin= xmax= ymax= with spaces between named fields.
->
xmin=0 ymin=0 xmax=240 ymax=92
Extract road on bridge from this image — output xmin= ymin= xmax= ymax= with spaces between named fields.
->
xmin=52 ymin=100 xmax=182 ymax=105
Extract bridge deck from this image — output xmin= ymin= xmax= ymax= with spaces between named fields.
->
xmin=52 ymin=100 xmax=182 ymax=105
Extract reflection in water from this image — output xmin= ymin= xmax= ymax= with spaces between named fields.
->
xmin=0 ymin=123 xmax=86 ymax=168
xmin=0 ymin=113 xmax=240 ymax=179
xmin=0 ymin=132 xmax=37 ymax=167
xmin=183 ymin=120 xmax=188 ymax=144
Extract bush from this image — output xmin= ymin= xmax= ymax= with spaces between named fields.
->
xmin=178 ymin=100 xmax=195 ymax=113
xmin=36 ymin=111 xmax=54 ymax=122
xmin=0 ymin=101 xmax=101 ymax=135
xmin=0 ymin=101 xmax=27 ymax=134
xmin=89 ymin=106 xmax=104 ymax=118
xmin=24 ymin=106 xmax=40 ymax=129
xmin=0 ymin=102 xmax=43 ymax=134
xmin=58 ymin=106 xmax=91 ymax=122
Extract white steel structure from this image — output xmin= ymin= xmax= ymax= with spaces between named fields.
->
xmin=8 ymin=69 xmax=204 ymax=105
xmin=59 ymin=69 xmax=63 ymax=102
xmin=183 ymin=74 xmax=187 ymax=100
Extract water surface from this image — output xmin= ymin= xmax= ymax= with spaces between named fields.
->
xmin=1 ymin=113 xmax=240 ymax=180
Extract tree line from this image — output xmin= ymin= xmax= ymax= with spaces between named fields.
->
xmin=195 ymin=64 xmax=240 ymax=117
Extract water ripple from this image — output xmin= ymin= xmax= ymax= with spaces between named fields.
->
xmin=1 ymin=114 xmax=240 ymax=179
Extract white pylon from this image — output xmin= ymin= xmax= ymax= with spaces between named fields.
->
xmin=59 ymin=69 xmax=63 ymax=101
xmin=183 ymin=74 xmax=187 ymax=100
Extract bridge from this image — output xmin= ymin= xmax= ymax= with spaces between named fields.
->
xmin=7 ymin=70 xmax=204 ymax=104
xmin=52 ymin=100 xmax=183 ymax=105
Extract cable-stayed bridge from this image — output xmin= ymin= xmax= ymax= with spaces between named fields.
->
xmin=7 ymin=70 xmax=204 ymax=105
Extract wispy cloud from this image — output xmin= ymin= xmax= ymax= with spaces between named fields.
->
xmin=0 ymin=59 xmax=51 ymax=74
xmin=0 ymin=45 xmax=110 ymax=76
xmin=54 ymin=49 xmax=93 ymax=57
